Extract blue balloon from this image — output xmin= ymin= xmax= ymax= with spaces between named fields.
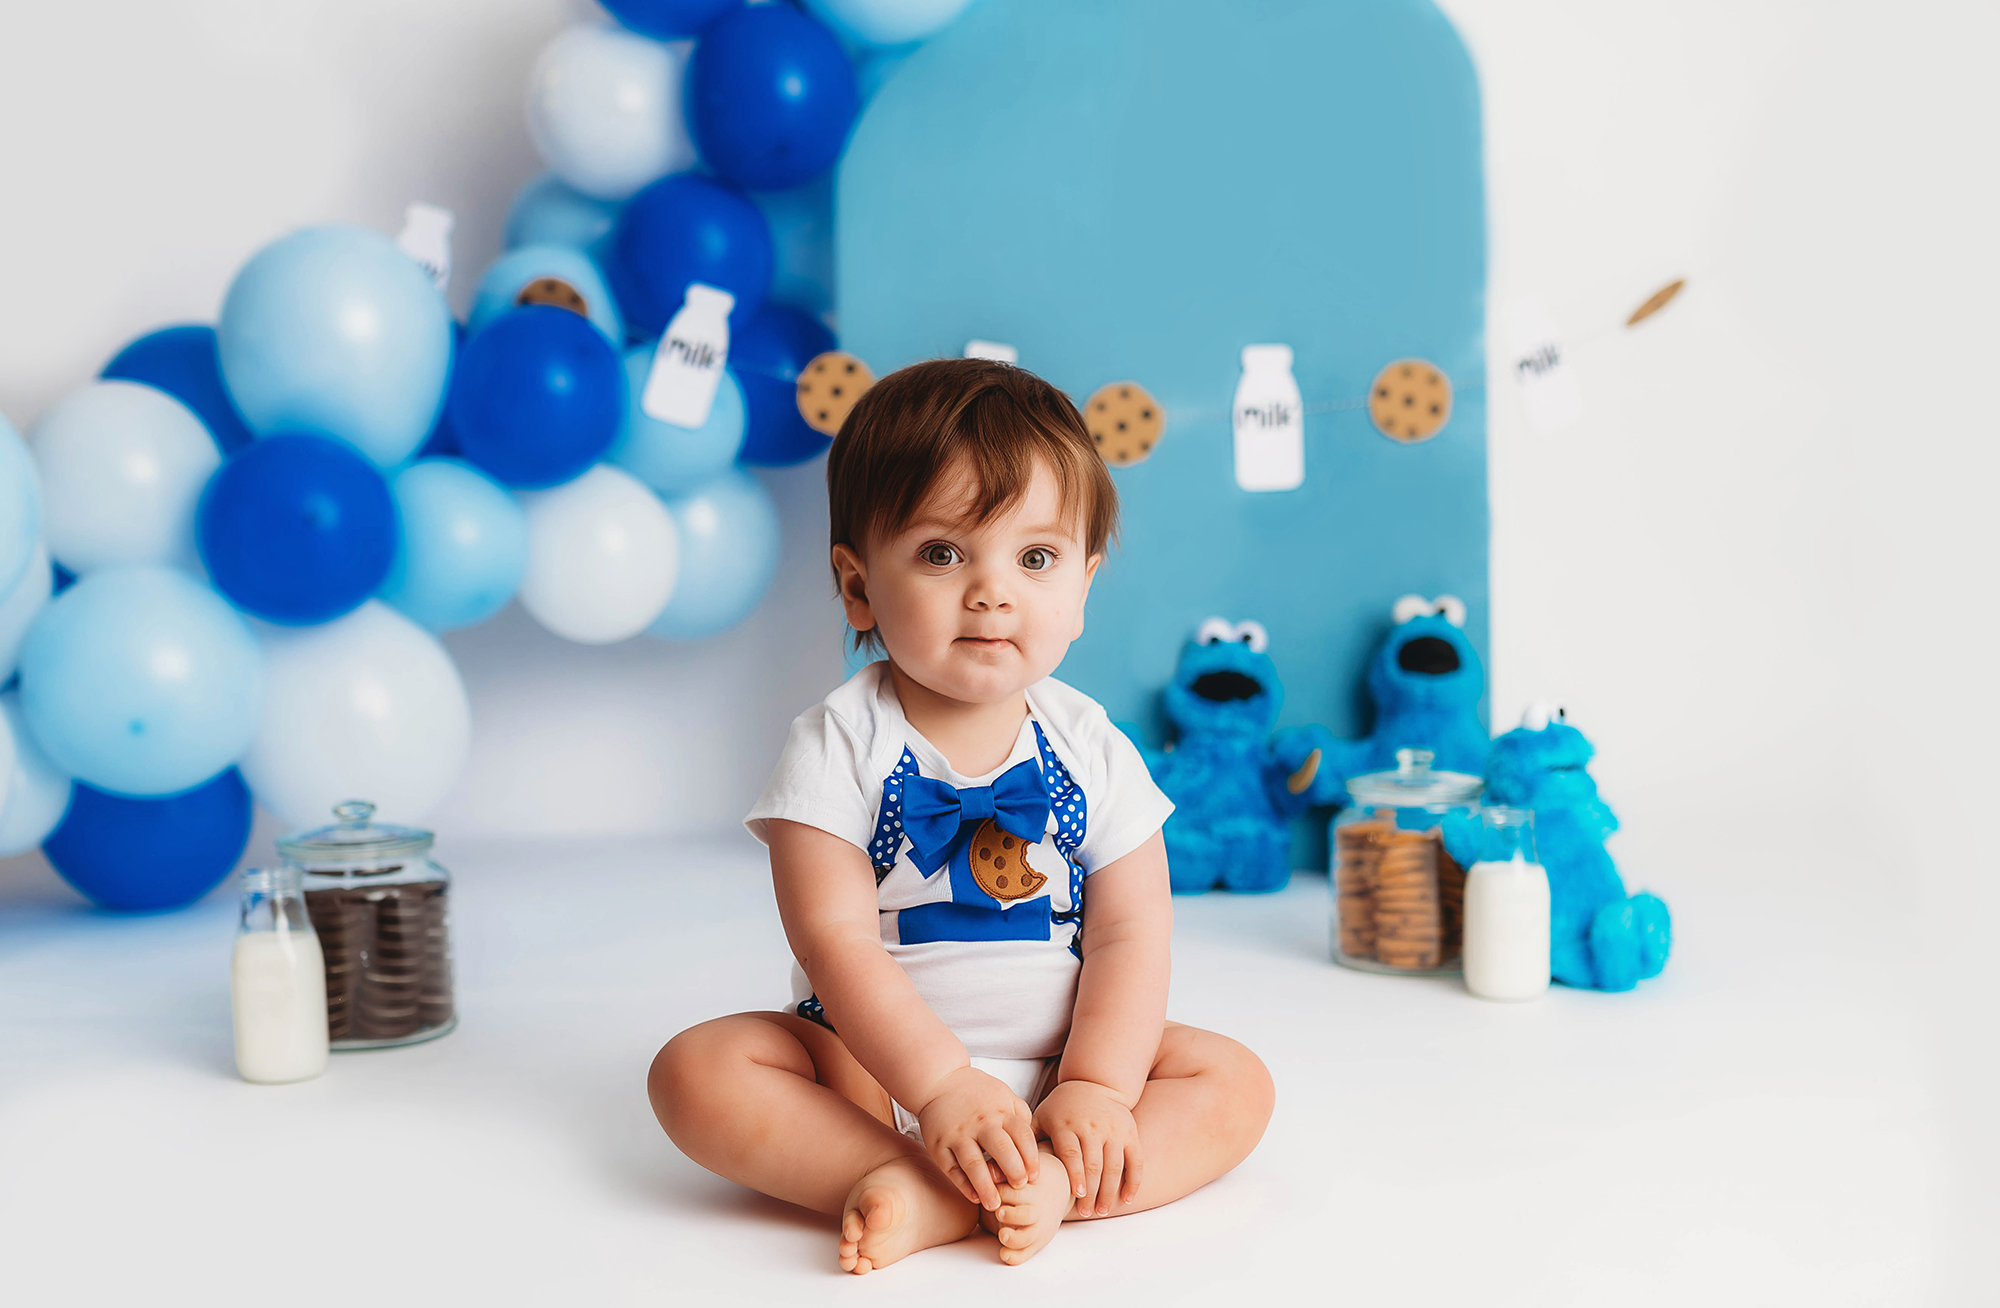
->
xmin=198 ymin=433 xmax=399 ymax=625
xmin=649 ymin=470 xmax=782 ymax=640
xmin=0 ymin=414 xmax=40 ymax=599
xmin=805 ymin=0 xmax=975 ymax=48
xmin=379 ymin=459 xmax=529 ymax=631
xmin=101 ymin=324 xmax=257 ymax=454
xmin=505 ymin=173 xmax=623 ymax=262
xmin=19 ymin=566 xmax=264 ymax=798
xmin=601 ymin=0 xmax=736 ymax=40
xmin=687 ymin=3 xmax=860 ymax=192
xmin=609 ymin=348 xmax=747 ymax=495
xmin=468 ymin=245 xmax=624 ymax=346
xmin=217 ymin=225 xmax=453 ymax=468
xmin=607 ymin=173 xmax=774 ymax=336
xmin=416 ymin=322 xmax=468 ymax=459
xmin=753 ymin=176 xmax=835 ymax=320
xmin=43 ymin=767 xmax=253 ymax=912
xmin=450 ymin=307 xmax=626 ymax=489
xmin=733 ymin=304 xmax=837 ymax=466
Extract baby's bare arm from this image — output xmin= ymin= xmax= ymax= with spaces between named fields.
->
xmin=1061 ymin=830 xmax=1172 ymax=1105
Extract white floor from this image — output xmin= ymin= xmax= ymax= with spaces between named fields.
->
xmin=0 ymin=826 xmax=1961 ymax=1306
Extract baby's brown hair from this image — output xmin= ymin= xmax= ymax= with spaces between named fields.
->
xmin=826 ymin=356 xmax=1119 ymax=578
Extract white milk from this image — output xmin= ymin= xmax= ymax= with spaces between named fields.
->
xmin=231 ymin=930 xmax=330 ymax=1084
xmin=1462 ymin=856 xmax=1551 ymax=1002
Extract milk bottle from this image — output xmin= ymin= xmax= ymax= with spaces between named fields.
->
xmin=641 ymin=282 xmax=736 ymax=428
xmin=231 ymin=865 xmax=330 ymax=1084
xmin=1232 ymin=344 xmax=1305 ymax=492
xmin=1461 ymin=807 xmax=1550 ymax=1002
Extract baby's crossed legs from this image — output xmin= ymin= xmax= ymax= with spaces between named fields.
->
xmin=648 ymin=1011 xmax=1273 ymax=1272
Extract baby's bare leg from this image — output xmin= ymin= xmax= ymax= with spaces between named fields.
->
xmin=649 ymin=1011 xmax=979 ymax=1272
xmin=1070 ymin=1021 xmax=1274 ymax=1221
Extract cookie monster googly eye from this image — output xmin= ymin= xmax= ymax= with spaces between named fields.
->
xmin=1194 ymin=616 xmax=1233 ymax=645
xmin=1230 ymin=619 xmax=1268 ymax=653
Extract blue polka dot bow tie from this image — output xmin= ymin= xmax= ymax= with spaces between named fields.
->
xmin=902 ymin=759 xmax=1051 ymax=875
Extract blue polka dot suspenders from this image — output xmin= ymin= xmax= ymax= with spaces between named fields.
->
xmin=795 ymin=724 xmax=1089 ymax=1030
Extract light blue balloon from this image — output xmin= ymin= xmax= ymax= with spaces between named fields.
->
xmin=752 ymin=176 xmax=835 ymax=319
xmin=378 ymin=459 xmax=528 ymax=632
xmin=506 ymin=174 xmax=622 ymax=263
xmin=217 ymin=225 xmax=453 ymax=468
xmin=858 ymin=45 xmax=915 ymax=101
xmin=468 ymin=245 xmax=624 ymax=347
xmin=647 ymin=470 xmax=781 ymax=640
xmin=19 ymin=566 xmax=264 ymax=798
xmin=0 ymin=413 xmax=43 ymax=598
xmin=0 ymin=691 xmax=73 ymax=856
xmin=609 ymin=348 xmax=748 ymax=496
xmin=804 ymin=0 xmax=974 ymax=48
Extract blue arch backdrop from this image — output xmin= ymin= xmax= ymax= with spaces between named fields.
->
xmin=838 ymin=0 xmax=1489 ymax=869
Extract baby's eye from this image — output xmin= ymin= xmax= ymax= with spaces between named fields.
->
xmin=1019 ymin=547 xmax=1054 ymax=571
xmin=921 ymin=543 xmax=960 ymax=567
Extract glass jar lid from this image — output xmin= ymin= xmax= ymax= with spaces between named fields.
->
xmin=1346 ymin=748 xmax=1483 ymax=808
xmin=277 ymin=800 xmax=434 ymax=865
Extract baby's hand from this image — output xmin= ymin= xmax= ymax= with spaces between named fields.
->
xmin=1034 ymin=1079 xmax=1142 ymax=1217
xmin=914 ymin=1065 xmax=1040 ymax=1211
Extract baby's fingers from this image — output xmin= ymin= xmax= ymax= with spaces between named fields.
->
xmin=1097 ymin=1146 xmax=1126 ymax=1217
xmin=1007 ymin=1114 xmax=1041 ymax=1185
xmin=1050 ymin=1129 xmax=1086 ymax=1201
xmin=1119 ymin=1142 xmax=1145 ymax=1206
xmin=1078 ymin=1138 xmax=1106 ymax=1217
xmin=979 ymin=1125 xmax=1030 ymax=1190
xmin=953 ymin=1141 xmax=1001 ymax=1210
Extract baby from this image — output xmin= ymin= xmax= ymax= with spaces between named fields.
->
xmin=649 ymin=358 xmax=1274 ymax=1271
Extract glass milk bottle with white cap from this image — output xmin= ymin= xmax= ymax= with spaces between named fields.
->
xmin=231 ymin=865 xmax=330 ymax=1084
xmin=1461 ymin=806 xmax=1551 ymax=1002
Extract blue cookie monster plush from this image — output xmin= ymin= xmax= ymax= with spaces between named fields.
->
xmin=1445 ymin=707 xmax=1672 ymax=992
xmin=1312 ymin=595 xmax=1490 ymax=806
xmin=1129 ymin=618 xmax=1333 ymax=894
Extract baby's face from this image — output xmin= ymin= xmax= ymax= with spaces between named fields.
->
xmin=841 ymin=458 xmax=1099 ymax=706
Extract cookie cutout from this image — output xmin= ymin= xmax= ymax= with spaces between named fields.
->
xmin=967 ymin=818 xmax=1047 ymax=902
xmin=1368 ymin=359 xmax=1452 ymax=443
xmin=515 ymin=276 xmax=589 ymax=318
xmin=796 ymin=351 xmax=877 ymax=436
xmin=1085 ymin=381 xmax=1165 ymax=467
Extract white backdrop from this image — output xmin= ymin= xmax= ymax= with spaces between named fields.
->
xmin=2 ymin=0 xmax=1995 ymax=1254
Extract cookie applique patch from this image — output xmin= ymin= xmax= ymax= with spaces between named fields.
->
xmin=515 ymin=276 xmax=590 ymax=318
xmin=967 ymin=818 xmax=1048 ymax=902
xmin=1368 ymin=359 xmax=1452 ymax=443
xmin=1085 ymin=381 xmax=1165 ymax=467
xmin=796 ymin=351 xmax=877 ymax=436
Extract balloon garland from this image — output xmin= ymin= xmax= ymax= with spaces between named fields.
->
xmin=0 ymin=0 xmax=975 ymax=912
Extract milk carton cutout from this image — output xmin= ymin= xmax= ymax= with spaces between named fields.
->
xmin=397 ymin=202 xmax=455 ymax=293
xmin=1504 ymin=298 xmax=1582 ymax=435
xmin=642 ymin=283 xmax=736 ymax=428
xmin=1233 ymin=344 xmax=1305 ymax=492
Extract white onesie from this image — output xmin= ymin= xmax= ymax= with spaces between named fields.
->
xmin=745 ymin=661 xmax=1173 ymax=1128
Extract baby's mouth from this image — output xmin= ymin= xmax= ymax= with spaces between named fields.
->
xmin=956 ymin=636 xmax=1012 ymax=649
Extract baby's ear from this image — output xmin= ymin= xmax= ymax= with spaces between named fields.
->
xmin=831 ymin=544 xmax=875 ymax=630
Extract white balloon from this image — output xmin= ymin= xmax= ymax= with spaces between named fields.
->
xmin=29 ymin=381 xmax=220 ymax=575
xmin=239 ymin=602 xmax=471 ymax=828
xmin=804 ymin=0 xmax=975 ymax=47
xmin=518 ymin=464 xmax=678 ymax=645
xmin=0 ymin=692 xmax=69 ymax=856
xmin=526 ymin=24 xmax=695 ymax=201
xmin=0 ymin=541 xmax=52 ymax=682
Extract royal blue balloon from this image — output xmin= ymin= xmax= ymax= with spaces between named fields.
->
xmin=101 ymin=324 xmax=257 ymax=454
xmin=607 ymin=173 xmax=773 ymax=336
xmin=609 ymin=347 xmax=747 ymax=496
xmin=506 ymin=173 xmax=622 ymax=263
xmin=753 ymin=175 xmax=834 ymax=320
xmin=379 ymin=459 xmax=529 ymax=632
xmin=733 ymin=304 xmax=837 ymax=466
xmin=198 ymin=433 xmax=399 ymax=625
xmin=19 ymin=566 xmax=264 ymax=798
xmin=43 ymin=767 xmax=253 ymax=912
xmin=687 ymin=3 xmax=860 ymax=191
xmin=601 ymin=0 xmax=736 ymax=40
xmin=217 ymin=225 xmax=452 ymax=468
xmin=450 ymin=307 xmax=626 ymax=489
xmin=648 ymin=470 xmax=782 ymax=640
xmin=416 ymin=322 xmax=468 ymax=459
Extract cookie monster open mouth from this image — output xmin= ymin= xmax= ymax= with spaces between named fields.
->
xmin=1396 ymin=636 xmax=1461 ymax=675
xmin=1190 ymin=670 xmax=1264 ymax=702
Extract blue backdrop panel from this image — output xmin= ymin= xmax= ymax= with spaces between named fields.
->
xmin=837 ymin=0 xmax=1487 ymax=868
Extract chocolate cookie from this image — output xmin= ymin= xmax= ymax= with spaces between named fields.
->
xmin=1085 ymin=382 xmax=1165 ymax=467
xmin=796 ymin=351 xmax=876 ymax=436
xmin=1369 ymin=359 xmax=1452 ymax=443
xmin=967 ymin=818 xmax=1048 ymax=902
xmin=515 ymin=276 xmax=590 ymax=318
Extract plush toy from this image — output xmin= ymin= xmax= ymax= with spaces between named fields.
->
xmin=1313 ymin=595 xmax=1489 ymax=806
xmin=1130 ymin=618 xmax=1332 ymax=894
xmin=1445 ymin=706 xmax=1672 ymax=992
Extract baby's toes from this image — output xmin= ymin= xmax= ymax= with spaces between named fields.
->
xmin=993 ymin=1202 xmax=1037 ymax=1232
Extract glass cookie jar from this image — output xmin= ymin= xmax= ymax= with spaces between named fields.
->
xmin=1330 ymin=749 xmax=1483 ymax=975
xmin=281 ymin=801 xmax=457 ymax=1049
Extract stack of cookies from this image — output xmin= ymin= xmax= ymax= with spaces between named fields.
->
xmin=306 ymin=881 xmax=454 ymax=1045
xmin=1333 ymin=819 xmax=1466 ymax=972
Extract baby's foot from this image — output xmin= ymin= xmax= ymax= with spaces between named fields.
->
xmin=983 ymin=1151 xmax=1073 ymax=1266
xmin=838 ymin=1154 xmax=976 ymax=1275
